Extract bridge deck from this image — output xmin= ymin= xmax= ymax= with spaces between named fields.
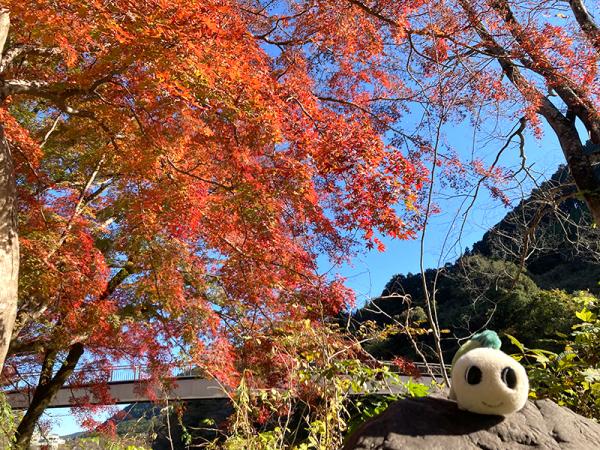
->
xmin=6 ymin=378 xmax=227 ymax=409
xmin=6 ymin=375 xmax=434 ymax=409
xmin=5 ymin=362 xmax=446 ymax=409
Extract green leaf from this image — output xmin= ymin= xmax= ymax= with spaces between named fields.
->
xmin=505 ymin=334 xmax=525 ymax=353
xmin=405 ymin=380 xmax=430 ymax=398
xmin=575 ymin=308 xmax=597 ymax=323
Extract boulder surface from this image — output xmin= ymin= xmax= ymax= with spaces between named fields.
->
xmin=343 ymin=396 xmax=600 ymax=450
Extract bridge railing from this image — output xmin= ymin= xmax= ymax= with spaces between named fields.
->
xmin=2 ymin=363 xmax=199 ymax=390
xmin=3 ymin=360 xmax=450 ymax=391
xmin=411 ymin=362 xmax=450 ymax=377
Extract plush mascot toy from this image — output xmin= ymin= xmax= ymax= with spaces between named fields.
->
xmin=449 ymin=330 xmax=529 ymax=415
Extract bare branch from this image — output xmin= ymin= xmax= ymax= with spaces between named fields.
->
xmin=40 ymin=114 xmax=61 ymax=149
xmin=44 ymin=154 xmax=106 ymax=263
xmin=0 ymin=79 xmax=83 ymax=100
xmin=347 ymin=0 xmax=400 ymax=28
xmin=0 ymin=9 xmax=9 ymax=58
xmin=0 ymin=73 xmax=117 ymax=104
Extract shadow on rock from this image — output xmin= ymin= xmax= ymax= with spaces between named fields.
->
xmin=343 ymin=396 xmax=600 ymax=450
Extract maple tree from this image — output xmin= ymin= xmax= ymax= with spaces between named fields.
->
xmin=246 ymin=0 xmax=599 ymax=213
xmin=240 ymin=0 xmax=600 ymax=386
xmin=1 ymin=0 xmax=599 ymax=446
xmin=0 ymin=0 xmax=426 ymax=447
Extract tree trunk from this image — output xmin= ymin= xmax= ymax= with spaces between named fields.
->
xmin=12 ymin=344 xmax=84 ymax=450
xmin=10 ymin=269 xmax=129 ymax=448
xmin=0 ymin=123 xmax=19 ymax=374
xmin=550 ymin=125 xmax=600 ymax=224
xmin=0 ymin=9 xmax=17 ymax=375
xmin=538 ymin=104 xmax=600 ymax=224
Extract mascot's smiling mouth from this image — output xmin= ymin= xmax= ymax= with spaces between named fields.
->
xmin=482 ymin=401 xmax=504 ymax=408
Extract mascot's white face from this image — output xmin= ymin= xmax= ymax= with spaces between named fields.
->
xmin=451 ymin=347 xmax=529 ymax=415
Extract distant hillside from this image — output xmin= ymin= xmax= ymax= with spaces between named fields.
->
xmin=471 ymin=166 xmax=600 ymax=292
xmin=62 ymin=403 xmax=161 ymax=448
xmin=65 ymin=400 xmax=233 ymax=449
xmin=354 ymin=166 xmax=600 ymax=360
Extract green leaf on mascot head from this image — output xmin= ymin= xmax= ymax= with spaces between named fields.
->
xmin=451 ymin=330 xmax=502 ymax=370
xmin=472 ymin=330 xmax=502 ymax=350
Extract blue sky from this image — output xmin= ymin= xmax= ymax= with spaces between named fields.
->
xmin=327 ymin=121 xmax=567 ymax=308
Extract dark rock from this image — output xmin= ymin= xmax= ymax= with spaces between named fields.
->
xmin=343 ymin=396 xmax=600 ymax=450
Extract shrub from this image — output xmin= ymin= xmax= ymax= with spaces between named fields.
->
xmin=509 ymin=291 xmax=600 ymax=420
xmin=213 ymin=320 xmax=430 ymax=449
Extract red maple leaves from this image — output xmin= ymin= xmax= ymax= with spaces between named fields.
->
xmin=4 ymin=0 xmax=428 ymax=411
xmin=5 ymin=0 xmax=598 ymax=426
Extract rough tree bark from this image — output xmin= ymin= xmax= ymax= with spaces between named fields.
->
xmin=0 ymin=9 xmax=19 ymax=376
xmin=540 ymin=105 xmax=600 ymax=225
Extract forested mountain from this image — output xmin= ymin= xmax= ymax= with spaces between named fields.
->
xmin=64 ymin=400 xmax=233 ymax=449
xmin=471 ymin=166 xmax=600 ymax=293
xmin=355 ymin=167 xmax=600 ymax=360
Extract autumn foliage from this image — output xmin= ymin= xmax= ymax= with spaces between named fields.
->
xmin=5 ymin=0 xmax=426 ymax=401
xmin=2 ymin=0 xmax=599 ymax=445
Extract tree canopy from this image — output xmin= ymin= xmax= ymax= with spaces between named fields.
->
xmin=0 ymin=1 xmax=428 ymax=446
xmin=1 ymin=0 xmax=599 ymax=447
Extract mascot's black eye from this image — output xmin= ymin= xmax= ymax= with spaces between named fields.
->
xmin=501 ymin=367 xmax=517 ymax=389
xmin=465 ymin=365 xmax=482 ymax=385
